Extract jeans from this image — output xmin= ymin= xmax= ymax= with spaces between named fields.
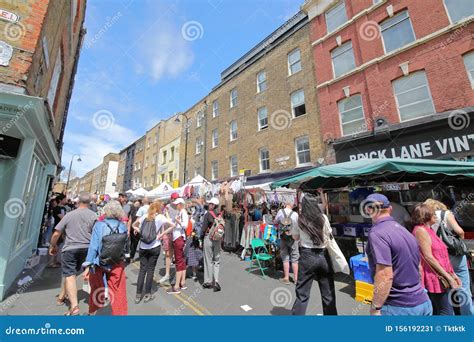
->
xmin=203 ymin=236 xmax=221 ymax=284
xmin=136 ymin=246 xmax=161 ymax=295
xmin=381 ymin=300 xmax=432 ymax=316
xmin=450 ymin=254 xmax=474 ymax=315
xmin=129 ymin=233 xmax=140 ymax=260
xmin=292 ymin=247 xmax=337 ymax=316
xmin=428 ymin=292 xmax=454 ymax=315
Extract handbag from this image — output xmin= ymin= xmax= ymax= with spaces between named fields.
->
xmin=436 ymin=211 xmax=469 ymax=257
xmin=420 ymin=251 xmax=452 ymax=290
xmin=324 ymin=215 xmax=350 ymax=274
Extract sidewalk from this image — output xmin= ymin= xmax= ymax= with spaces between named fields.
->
xmin=0 ymin=251 xmax=368 ymax=316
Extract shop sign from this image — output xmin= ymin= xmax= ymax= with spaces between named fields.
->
xmin=276 ymin=156 xmax=289 ymax=166
xmin=334 ymin=115 xmax=474 ymax=162
xmin=0 ymin=40 xmax=13 ymax=66
xmin=0 ymin=9 xmax=20 ymax=23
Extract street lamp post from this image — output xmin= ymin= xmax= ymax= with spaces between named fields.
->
xmin=175 ymin=113 xmax=191 ymax=184
xmin=65 ymin=154 xmax=82 ymax=194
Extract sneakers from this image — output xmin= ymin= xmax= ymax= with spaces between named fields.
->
xmin=158 ymin=275 xmax=170 ymax=285
xmin=143 ymin=294 xmax=155 ymax=303
xmin=213 ymin=283 xmax=221 ymax=292
xmin=134 ymin=295 xmax=142 ymax=304
xmin=279 ymin=278 xmax=291 ymax=285
xmin=166 ymin=287 xmax=181 ymax=295
xmin=202 ymin=282 xmax=212 ymax=289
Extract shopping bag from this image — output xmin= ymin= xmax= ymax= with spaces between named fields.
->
xmin=324 ymin=216 xmax=350 ymax=274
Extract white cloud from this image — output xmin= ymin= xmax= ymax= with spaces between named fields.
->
xmin=139 ymin=22 xmax=194 ymax=81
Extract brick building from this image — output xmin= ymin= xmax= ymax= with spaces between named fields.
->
xmin=132 ymin=135 xmax=146 ymax=189
xmin=179 ymin=11 xmax=324 ymax=184
xmin=302 ymin=0 xmax=474 ymax=163
xmin=0 ymin=0 xmax=87 ymax=300
xmin=142 ymin=122 xmax=160 ymax=189
xmin=79 ymin=169 xmax=93 ymax=193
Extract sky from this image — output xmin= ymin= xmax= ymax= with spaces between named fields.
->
xmin=62 ymin=0 xmax=301 ymax=178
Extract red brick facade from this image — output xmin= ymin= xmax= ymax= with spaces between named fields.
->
xmin=304 ymin=0 xmax=474 ymax=149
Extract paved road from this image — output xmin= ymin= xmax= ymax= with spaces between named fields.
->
xmin=0 ymin=251 xmax=369 ymax=316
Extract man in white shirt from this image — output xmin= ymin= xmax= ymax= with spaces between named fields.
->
xmin=274 ymin=201 xmax=299 ymax=285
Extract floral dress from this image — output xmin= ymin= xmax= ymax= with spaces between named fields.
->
xmin=185 ymin=205 xmax=204 ymax=267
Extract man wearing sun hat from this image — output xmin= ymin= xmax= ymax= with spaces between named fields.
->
xmin=201 ymin=197 xmax=222 ymax=292
xmin=364 ymin=194 xmax=431 ymax=316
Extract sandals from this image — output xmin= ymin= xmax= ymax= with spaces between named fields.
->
xmin=56 ymin=294 xmax=68 ymax=306
xmin=64 ymin=305 xmax=80 ymax=316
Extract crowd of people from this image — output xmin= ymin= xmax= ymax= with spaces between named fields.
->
xmin=40 ymin=189 xmax=472 ymax=316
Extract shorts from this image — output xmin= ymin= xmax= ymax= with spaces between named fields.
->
xmin=162 ymin=233 xmax=173 ymax=252
xmin=61 ymin=248 xmax=88 ymax=277
xmin=280 ymin=238 xmax=299 ymax=263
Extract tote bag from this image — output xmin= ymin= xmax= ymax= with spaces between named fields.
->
xmin=323 ymin=215 xmax=350 ymax=275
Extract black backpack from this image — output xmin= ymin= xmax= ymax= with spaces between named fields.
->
xmin=437 ymin=211 xmax=469 ymax=257
xmin=100 ymin=221 xmax=128 ymax=266
xmin=140 ymin=218 xmax=158 ymax=244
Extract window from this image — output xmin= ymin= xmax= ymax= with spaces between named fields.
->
xmin=325 ymin=1 xmax=348 ymax=33
xmin=230 ymin=88 xmax=238 ymax=108
xmin=288 ymin=49 xmax=302 ymax=75
xmin=161 ymin=174 xmax=165 ymax=183
xmin=170 ymin=146 xmax=175 ymax=161
xmin=169 ymin=171 xmax=174 ymax=182
xmin=145 ymin=157 xmax=149 ymax=168
xmin=47 ymin=50 xmax=62 ymax=111
xmin=147 ymin=138 xmax=151 ymax=148
xmin=291 ymin=89 xmax=306 ymax=117
xmin=338 ymin=95 xmax=366 ymax=136
xmin=463 ymin=51 xmax=474 ymax=88
xmin=230 ymin=120 xmax=238 ymax=141
xmin=373 ymin=0 xmax=383 ymax=4
xmin=152 ymin=153 xmax=157 ymax=164
xmin=162 ymin=150 xmax=167 ymax=164
xmin=211 ymin=160 xmax=218 ymax=180
xmin=295 ymin=136 xmax=311 ymax=166
xmin=258 ymin=107 xmax=268 ymax=130
xmin=331 ymin=41 xmax=356 ymax=77
xmin=380 ymin=10 xmax=415 ymax=53
xmin=144 ymin=177 xmax=148 ymax=188
xmin=212 ymin=100 xmax=219 ymax=117
xmin=260 ymin=148 xmax=270 ymax=172
xmin=196 ymin=137 xmax=203 ymax=154
xmin=212 ymin=129 xmax=219 ymax=148
xmin=154 ymin=133 xmax=158 ymax=144
xmin=197 ymin=111 xmax=204 ymax=128
xmin=392 ymin=71 xmax=435 ymax=121
xmin=257 ymin=71 xmax=267 ymax=93
xmin=230 ymin=155 xmax=238 ymax=177
xmin=444 ymin=0 xmax=474 ymax=23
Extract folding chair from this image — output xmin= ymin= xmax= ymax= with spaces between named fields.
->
xmin=247 ymin=238 xmax=273 ymax=278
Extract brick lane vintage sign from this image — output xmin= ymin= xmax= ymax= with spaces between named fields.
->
xmin=334 ymin=115 xmax=474 ymax=162
xmin=0 ymin=9 xmax=20 ymax=22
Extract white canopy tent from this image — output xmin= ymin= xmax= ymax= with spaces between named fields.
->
xmin=129 ymin=187 xmax=148 ymax=197
xmin=185 ymin=174 xmax=210 ymax=186
xmin=146 ymin=182 xmax=172 ymax=198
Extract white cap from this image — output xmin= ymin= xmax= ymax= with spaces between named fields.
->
xmin=173 ymin=198 xmax=185 ymax=205
xmin=207 ymin=197 xmax=219 ymax=206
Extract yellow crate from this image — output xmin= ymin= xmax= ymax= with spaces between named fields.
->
xmin=355 ymin=280 xmax=374 ymax=304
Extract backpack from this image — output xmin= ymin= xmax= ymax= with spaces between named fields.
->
xmin=280 ymin=210 xmax=294 ymax=241
xmin=208 ymin=211 xmax=225 ymax=241
xmin=140 ymin=218 xmax=158 ymax=244
xmin=437 ymin=211 xmax=469 ymax=256
xmin=100 ymin=221 xmax=128 ymax=266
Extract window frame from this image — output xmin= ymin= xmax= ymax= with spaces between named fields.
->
xmin=257 ymin=106 xmax=268 ymax=130
xmin=290 ymin=89 xmax=306 ymax=118
xmin=259 ymin=148 xmax=270 ymax=173
xmin=443 ymin=0 xmax=474 ymax=24
xmin=392 ymin=70 xmax=436 ymax=122
xmin=257 ymin=70 xmax=267 ymax=93
xmin=331 ymin=40 xmax=356 ymax=78
xmin=195 ymin=136 xmax=203 ymax=155
xmin=212 ymin=100 xmax=219 ymax=117
xmin=196 ymin=111 xmax=204 ymax=128
xmin=230 ymin=88 xmax=238 ymax=108
xmin=211 ymin=160 xmax=218 ymax=180
xmin=337 ymin=94 xmax=367 ymax=136
xmin=229 ymin=120 xmax=238 ymax=141
xmin=463 ymin=51 xmax=474 ymax=89
xmin=230 ymin=155 xmax=238 ymax=177
xmin=212 ymin=128 xmax=219 ymax=148
xmin=325 ymin=0 xmax=348 ymax=34
xmin=295 ymin=136 xmax=311 ymax=166
xmin=380 ymin=10 xmax=416 ymax=53
xmin=288 ymin=48 xmax=302 ymax=76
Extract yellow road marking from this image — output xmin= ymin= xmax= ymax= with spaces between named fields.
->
xmin=130 ymin=262 xmax=209 ymax=315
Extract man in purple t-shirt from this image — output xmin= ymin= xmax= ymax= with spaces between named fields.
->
xmin=365 ymin=194 xmax=432 ymax=316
